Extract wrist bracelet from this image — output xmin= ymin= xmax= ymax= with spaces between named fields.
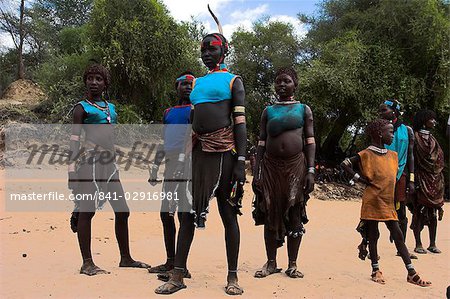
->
xmin=353 ymin=173 xmax=360 ymax=181
xmin=178 ymin=153 xmax=185 ymax=162
xmin=307 ymin=167 xmax=315 ymax=174
xmin=237 ymin=156 xmax=246 ymax=162
xmin=409 ymin=173 xmax=414 ymax=182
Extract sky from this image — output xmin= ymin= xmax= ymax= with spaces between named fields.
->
xmin=0 ymin=0 xmax=322 ymax=52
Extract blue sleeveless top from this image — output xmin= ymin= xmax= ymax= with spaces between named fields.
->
xmin=77 ymin=100 xmax=118 ymax=124
xmin=266 ymin=102 xmax=305 ymax=137
xmin=385 ymin=123 xmax=409 ymax=180
xmin=163 ymin=104 xmax=191 ymax=152
xmin=190 ymin=64 xmax=238 ymax=105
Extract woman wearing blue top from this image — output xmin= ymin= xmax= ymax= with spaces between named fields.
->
xmin=155 ymin=27 xmax=247 ymax=295
xmin=68 ymin=63 xmax=149 ymax=276
xmin=148 ymin=71 xmax=194 ymax=277
xmin=378 ymin=100 xmax=417 ymax=259
xmin=252 ymin=67 xmax=316 ymax=279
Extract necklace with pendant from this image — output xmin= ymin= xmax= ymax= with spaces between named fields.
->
xmin=86 ymin=99 xmax=111 ymax=123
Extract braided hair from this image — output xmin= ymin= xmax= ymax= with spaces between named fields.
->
xmin=366 ymin=119 xmax=391 ymax=139
xmin=83 ymin=63 xmax=110 ymax=88
xmin=275 ymin=67 xmax=298 ymax=87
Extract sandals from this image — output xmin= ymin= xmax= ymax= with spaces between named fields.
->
xmin=157 ymin=269 xmax=191 ymax=282
xmin=154 ymin=279 xmax=187 ymax=295
xmin=225 ymin=282 xmax=244 ymax=295
xmin=407 ymin=273 xmax=432 ymax=287
xmin=414 ymin=247 xmax=427 ymax=254
xmin=254 ymin=262 xmax=282 ymax=278
xmin=119 ymin=261 xmax=150 ymax=268
xmin=148 ymin=264 xmax=173 ymax=273
xmin=371 ymin=270 xmax=385 ymax=285
xmin=285 ymin=267 xmax=304 ymax=278
xmin=427 ymin=246 xmax=441 ymax=254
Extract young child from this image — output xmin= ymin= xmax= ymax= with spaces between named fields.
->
xmin=341 ymin=119 xmax=431 ymax=287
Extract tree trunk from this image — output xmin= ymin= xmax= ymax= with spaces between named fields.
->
xmin=17 ymin=0 xmax=25 ymax=80
xmin=320 ymin=112 xmax=359 ymax=163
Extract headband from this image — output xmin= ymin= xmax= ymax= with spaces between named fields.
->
xmin=384 ymin=100 xmax=401 ymax=112
xmin=176 ymin=75 xmax=195 ymax=83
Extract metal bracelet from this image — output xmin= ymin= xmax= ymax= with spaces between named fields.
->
xmin=307 ymin=167 xmax=315 ymax=174
xmin=237 ymin=156 xmax=246 ymax=161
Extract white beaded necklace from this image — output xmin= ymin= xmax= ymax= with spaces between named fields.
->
xmin=368 ymin=145 xmax=388 ymax=154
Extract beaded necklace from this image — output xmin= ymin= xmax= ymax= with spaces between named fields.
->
xmin=368 ymin=145 xmax=388 ymax=154
xmin=85 ymin=99 xmax=111 ymax=123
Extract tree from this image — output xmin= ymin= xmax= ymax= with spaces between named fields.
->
xmin=298 ymin=0 xmax=449 ymax=162
xmin=89 ymin=0 xmax=203 ymax=120
xmin=230 ymin=20 xmax=301 ymax=140
xmin=0 ymin=0 xmax=27 ymax=79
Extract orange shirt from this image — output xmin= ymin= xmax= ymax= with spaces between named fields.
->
xmin=358 ymin=149 xmax=398 ymax=221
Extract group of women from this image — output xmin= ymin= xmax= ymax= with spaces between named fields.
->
xmin=67 ymin=10 xmax=445 ymax=296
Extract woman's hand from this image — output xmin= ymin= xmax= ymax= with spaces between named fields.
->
xmin=304 ymin=173 xmax=315 ymax=194
xmin=232 ymin=160 xmax=246 ymax=184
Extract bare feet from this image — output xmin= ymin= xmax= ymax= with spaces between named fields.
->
xmin=254 ymin=260 xmax=282 ymax=278
xmin=80 ymin=260 xmax=110 ymax=276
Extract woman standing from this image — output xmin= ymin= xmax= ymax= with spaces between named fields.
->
xmin=252 ymin=67 xmax=315 ymax=279
xmin=68 ymin=63 xmax=149 ymax=275
xmin=411 ymin=110 xmax=445 ymax=254
xmin=154 ymin=19 xmax=247 ymax=295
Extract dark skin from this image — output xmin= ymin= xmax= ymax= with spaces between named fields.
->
xmin=379 ymin=104 xmax=417 ymax=258
xmin=378 ymin=104 xmax=415 ymax=195
xmin=413 ymin=117 xmax=441 ymax=254
xmin=252 ymin=73 xmax=315 ymax=278
xmin=148 ymin=78 xmax=192 ymax=272
xmin=155 ymin=36 xmax=246 ymax=295
xmin=69 ymin=73 xmax=148 ymax=275
xmin=149 ymin=78 xmax=193 ymax=185
xmin=341 ymin=124 xmax=426 ymax=278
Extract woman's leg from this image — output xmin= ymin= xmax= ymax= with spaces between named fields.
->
xmin=427 ymin=211 xmax=440 ymax=253
xmin=285 ymin=203 xmax=304 ymax=278
xmin=385 ymin=221 xmax=412 ymax=271
xmin=108 ymin=181 xmax=149 ymax=268
xmin=366 ymin=221 xmax=380 ymax=272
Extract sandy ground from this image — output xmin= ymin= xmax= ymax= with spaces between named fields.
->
xmin=1 ymin=172 xmax=449 ymax=299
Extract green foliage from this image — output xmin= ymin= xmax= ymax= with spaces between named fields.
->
xmin=88 ymin=0 xmax=203 ymax=120
xmin=33 ymin=53 xmax=92 ymax=123
xmin=230 ymin=20 xmax=301 ymax=140
xmin=114 ymin=103 xmax=145 ymax=124
xmin=297 ymin=0 xmax=449 ymax=160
